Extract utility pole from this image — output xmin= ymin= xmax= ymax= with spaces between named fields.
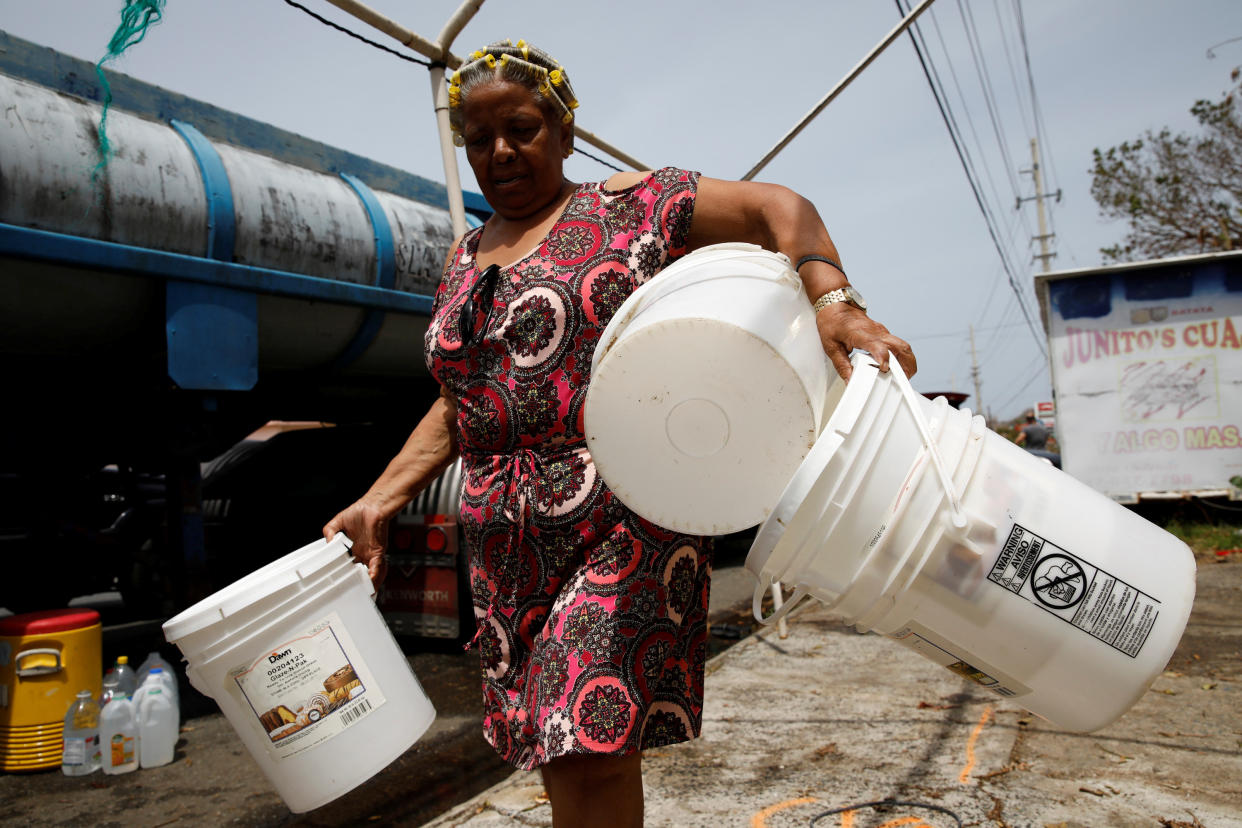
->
xmin=969 ymin=324 xmax=984 ymax=423
xmin=1017 ymin=137 xmax=1061 ymax=272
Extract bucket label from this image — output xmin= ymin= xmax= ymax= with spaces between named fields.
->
xmin=987 ymin=524 xmax=1160 ymax=658
xmin=227 ymin=611 xmax=385 ymax=760
xmin=889 ymin=622 xmax=1030 ymax=698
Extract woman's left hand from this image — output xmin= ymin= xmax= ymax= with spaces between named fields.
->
xmin=815 ymin=303 xmax=916 ymax=381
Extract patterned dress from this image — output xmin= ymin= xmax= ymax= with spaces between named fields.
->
xmin=424 ymin=168 xmax=713 ymax=771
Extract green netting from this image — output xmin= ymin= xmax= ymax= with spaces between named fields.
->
xmin=92 ymin=0 xmax=166 ymax=182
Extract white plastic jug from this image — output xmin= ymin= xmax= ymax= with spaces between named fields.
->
xmin=747 ymin=353 xmax=1196 ymax=732
xmin=586 ymin=243 xmax=830 ymax=535
xmin=135 ymin=652 xmax=176 ymax=697
xmin=162 ymin=535 xmax=436 ymax=813
xmin=136 ymin=679 xmax=176 ymax=769
xmin=99 ymin=693 xmax=138 ymax=775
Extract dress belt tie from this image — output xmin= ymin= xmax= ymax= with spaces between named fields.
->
xmin=465 ymin=447 xmax=540 ymax=651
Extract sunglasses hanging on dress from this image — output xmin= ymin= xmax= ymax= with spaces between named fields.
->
xmin=459 ymin=263 xmax=501 ymax=347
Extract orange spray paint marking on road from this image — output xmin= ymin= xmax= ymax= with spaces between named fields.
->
xmin=751 ymin=796 xmax=818 ymax=828
xmin=958 ymin=704 xmax=995 ymax=783
xmin=877 ymin=817 xmax=933 ymax=828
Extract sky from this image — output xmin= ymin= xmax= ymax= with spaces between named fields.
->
xmin=3 ymin=0 xmax=1240 ymax=419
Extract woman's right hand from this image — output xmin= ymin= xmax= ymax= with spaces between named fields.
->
xmin=323 ymin=494 xmax=393 ymax=588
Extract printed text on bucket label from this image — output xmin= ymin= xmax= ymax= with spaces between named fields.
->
xmin=987 ymin=524 xmax=1160 ymax=658
xmin=227 ymin=611 xmax=386 ymax=760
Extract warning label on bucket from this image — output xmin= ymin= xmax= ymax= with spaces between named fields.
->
xmin=987 ymin=524 xmax=1160 ymax=658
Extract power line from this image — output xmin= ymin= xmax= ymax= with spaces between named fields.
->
xmin=280 ymin=0 xmax=625 ymax=176
xmin=992 ymin=351 xmax=1050 ymax=413
xmin=907 ymin=320 xmax=1029 ymax=341
xmin=924 ymin=5 xmax=1032 ymax=244
xmin=573 ymin=146 xmax=624 ymax=173
xmin=281 ymin=0 xmax=431 ymax=66
xmin=897 ymin=0 xmax=1047 ymax=357
xmin=957 ymin=0 xmax=1022 ymax=201
xmin=991 ymin=0 xmax=1036 ymax=140
xmin=1013 ymin=0 xmax=1061 ymax=197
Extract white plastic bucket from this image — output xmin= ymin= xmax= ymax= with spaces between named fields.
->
xmin=586 ymin=243 xmax=829 ymax=535
xmin=163 ymin=535 xmax=436 ymax=812
xmin=746 ymin=354 xmax=1197 ymax=732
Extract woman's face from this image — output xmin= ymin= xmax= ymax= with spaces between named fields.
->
xmin=460 ymin=79 xmax=572 ymax=220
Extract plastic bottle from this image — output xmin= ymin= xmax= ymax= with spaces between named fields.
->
xmin=61 ymin=690 xmax=101 ymax=776
xmin=136 ymin=675 xmax=176 ymax=768
xmin=107 ymin=655 xmax=138 ymax=698
xmin=135 ymin=651 xmax=175 ymax=692
xmin=99 ymin=692 xmax=139 ymax=775
xmin=99 ymin=675 xmax=122 ymax=710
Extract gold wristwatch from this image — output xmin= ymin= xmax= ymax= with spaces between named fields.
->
xmin=813 ymin=285 xmax=867 ymax=314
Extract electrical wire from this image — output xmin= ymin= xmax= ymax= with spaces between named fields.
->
xmin=907 ymin=320 xmax=1028 ymax=341
xmin=957 ymin=0 xmax=1022 ymax=202
xmin=924 ymin=5 xmax=1033 ymax=243
xmin=991 ymin=350 xmax=1051 ymax=413
xmin=279 ymin=0 xmax=627 ymax=176
xmin=991 ymin=0 xmax=1036 ymax=140
xmin=897 ymin=0 xmax=1047 ymax=357
xmin=573 ymin=146 xmax=624 ymax=173
xmin=1013 ymin=0 xmax=1062 ymax=199
xmin=281 ymin=0 xmax=431 ymax=66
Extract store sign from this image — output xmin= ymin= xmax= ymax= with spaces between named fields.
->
xmin=1043 ymin=257 xmax=1242 ymax=499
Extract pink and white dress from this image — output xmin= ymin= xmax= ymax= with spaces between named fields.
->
xmin=424 ymin=167 xmax=712 ymax=770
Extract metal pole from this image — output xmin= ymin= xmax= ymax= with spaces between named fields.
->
xmin=1030 ymin=137 xmax=1055 ymax=273
xmin=323 ymin=0 xmax=648 ymax=198
xmin=430 ymin=65 xmax=469 ymax=237
xmin=435 ymin=0 xmax=487 ymax=60
xmin=742 ymin=0 xmax=939 ymax=181
xmin=428 ymin=0 xmax=489 ymax=237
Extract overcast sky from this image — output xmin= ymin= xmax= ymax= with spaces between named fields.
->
xmin=4 ymin=0 xmax=1240 ymax=418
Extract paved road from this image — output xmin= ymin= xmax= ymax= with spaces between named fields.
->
xmin=4 ymin=549 xmax=1238 ymax=827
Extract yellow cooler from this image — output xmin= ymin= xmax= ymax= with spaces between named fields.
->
xmin=0 ymin=608 xmax=102 ymax=771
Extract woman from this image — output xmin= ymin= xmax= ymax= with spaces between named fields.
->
xmin=324 ymin=40 xmax=915 ymax=827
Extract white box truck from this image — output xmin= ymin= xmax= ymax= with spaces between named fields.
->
xmin=1034 ymin=251 xmax=1242 ymax=503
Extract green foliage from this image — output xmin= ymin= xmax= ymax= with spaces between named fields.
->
xmin=1160 ymin=519 xmax=1240 ymax=556
xmin=1090 ymin=69 xmax=1242 ymax=262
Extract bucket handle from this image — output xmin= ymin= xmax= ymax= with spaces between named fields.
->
xmin=753 ymin=580 xmax=812 ymax=626
xmin=887 ymin=359 xmax=968 ymax=530
xmin=15 ymin=647 xmax=62 ymax=678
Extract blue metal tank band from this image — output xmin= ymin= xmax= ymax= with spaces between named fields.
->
xmin=0 ymin=222 xmax=433 ymax=313
xmin=167 ymin=119 xmax=250 ymax=390
xmin=169 ymin=119 xmax=236 ymax=261
xmin=340 ymin=172 xmax=396 ymax=290
xmin=335 ymin=172 xmax=398 ymax=370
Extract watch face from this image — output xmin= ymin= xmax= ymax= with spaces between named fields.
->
xmin=845 ymin=285 xmax=867 ymax=311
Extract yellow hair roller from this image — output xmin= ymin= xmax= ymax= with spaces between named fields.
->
xmin=549 ymin=69 xmax=563 ymax=86
xmin=484 ymin=54 xmax=496 ymax=68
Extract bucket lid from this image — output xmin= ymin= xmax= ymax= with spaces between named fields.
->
xmin=162 ymin=534 xmax=354 ymax=643
xmin=591 ymin=242 xmax=793 ymax=376
xmin=586 ymin=243 xmax=822 ymax=535
xmin=0 ymin=608 xmax=100 ymax=636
